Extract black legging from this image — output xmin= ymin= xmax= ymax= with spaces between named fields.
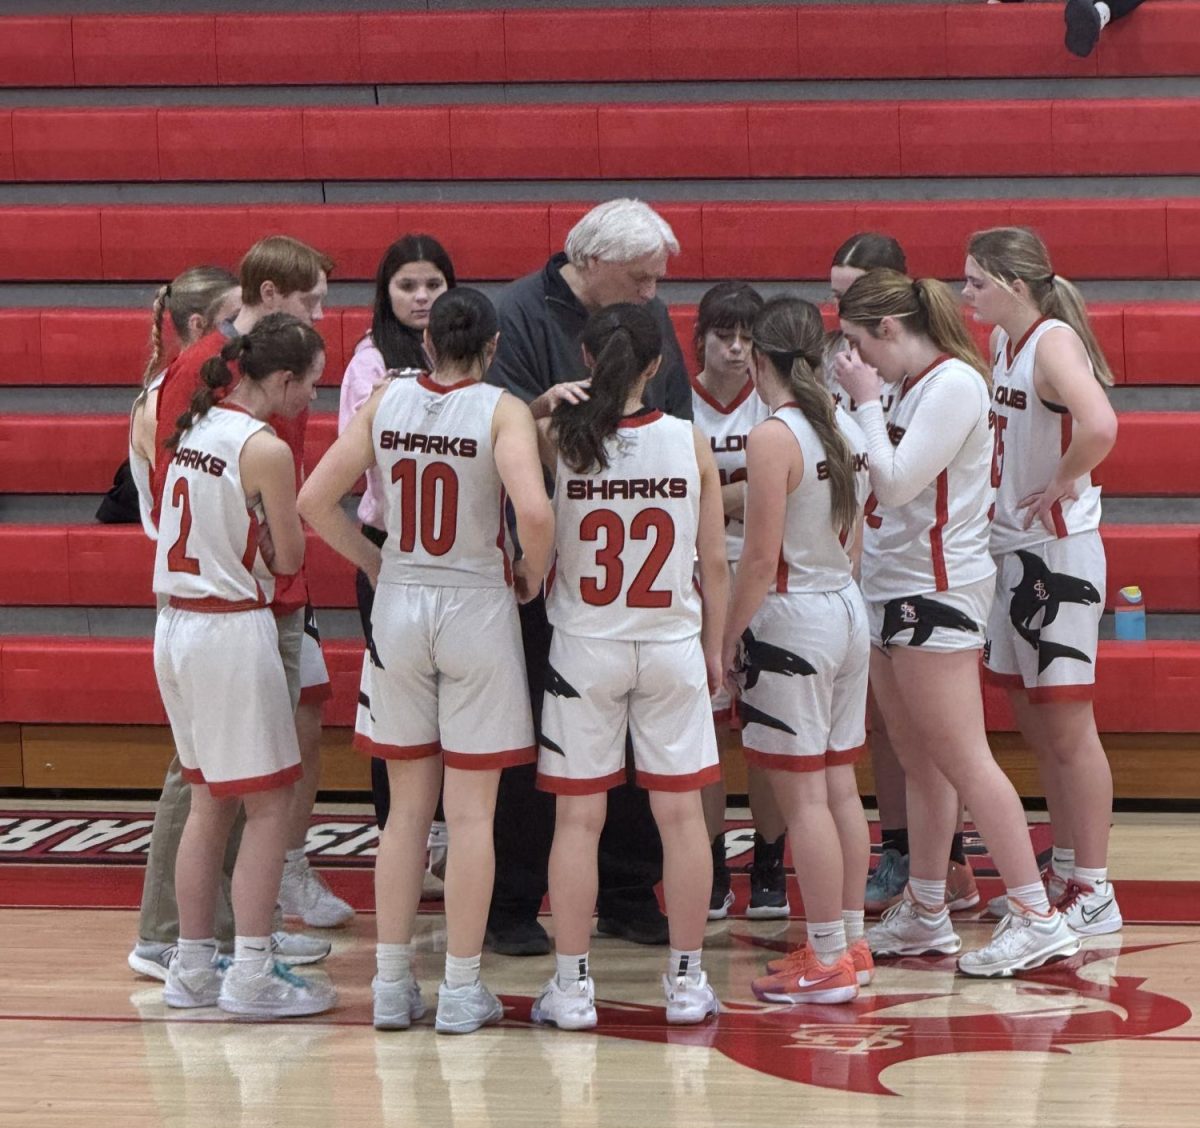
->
xmin=355 ymin=524 xmax=444 ymax=831
xmin=1107 ymin=0 xmax=1145 ymax=18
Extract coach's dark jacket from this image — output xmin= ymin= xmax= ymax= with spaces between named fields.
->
xmin=488 ymin=252 xmax=693 ymax=420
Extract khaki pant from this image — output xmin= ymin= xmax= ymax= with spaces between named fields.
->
xmin=137 ymin=607 xmax=304 ymax=943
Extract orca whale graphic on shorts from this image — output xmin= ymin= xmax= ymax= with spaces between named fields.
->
xmin=737 ymin=699 xmax=798 ymax=736
xmin=1009 ymin=549 xmax=1102 ymax=673
xmin=545 ymin=663 xmax=581 ymax=700
xmin=881 ymin=594 xmax=979 ymax=647
xmin=739 ymin=628 xmax=817 ymax=689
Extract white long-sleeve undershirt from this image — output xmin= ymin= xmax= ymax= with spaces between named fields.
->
xmin=854 ymin=367 xmax=985 ymax=509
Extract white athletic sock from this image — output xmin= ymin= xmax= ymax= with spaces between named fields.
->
xmin=233 ymin=935 xmax=272 ymax=969
xmin=376 ymin=942 xmax=414 ymax=983
xmin=1051 ymin=846 xmax=1075 ymax=881
xmin=1096 ymin=2 xmax=1112 ymax=29
xmin=444 ymin=952 xmax=481 ymax=989
xmin=177 ymin=937 xmax=217 ymax=971
xmin=842 ymin=910 xmax=866 ymax=943
xmin=427 ymin=820 xmax=448 ymax=850
xmin=807 ymin=921 xmax=848 ymax=962
xmin=909 ymin=876 xmax=948 ymax=910
xmin=284 ymin=847 xmax=306 ymax=869
xmin=1074 ymin=865 xmax=1109 ymax=890
xmin=669 ymin=947 xmax=703 ymax=984
xmin=556 ymin=952 xmax=589 ymax=989
xmin=1007 ymin=881 xmax=1052 ymax=915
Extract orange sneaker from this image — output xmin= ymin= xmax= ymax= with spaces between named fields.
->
xmin=849 ymin=937 xmax=875 ymax=986
xmin=751 ymin=946 xmax=858 ymax=1005
xmin=885 ymin=859 xmax=980 ymax=913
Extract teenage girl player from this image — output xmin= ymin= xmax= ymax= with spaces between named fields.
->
xmin=965 ymin=226 xmax=1122 ymax=934
xmin=530 ymin=303 xmax=727 ymax=1030
xmin=827 ymin=234 xmax=979 ymax=916
xmin=718 ymin=296 xmax=873 ymax=1005
xmin=298 ymin=288 xmax=554 ymax=1035
xmin=688 ymin=281 xmax=790 ymax=921
xmin=835 ymin=269 xmax=1079 ymax=977
xmin=155 ymin=313 xmax=334 ymax=1018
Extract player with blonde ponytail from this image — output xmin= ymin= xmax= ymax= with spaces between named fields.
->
xmin=720 ymin=296 xmax=873 ymax=1004
xmin=836 ymin=269 xmax=1080 ymax=978
xmin=965 ymin=227 xmax=1122 ymax=935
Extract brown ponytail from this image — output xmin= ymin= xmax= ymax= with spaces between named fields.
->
xmin=165 ymin=312 xmax=324 ymax=451
xmin=838 ymin=269 xmax=990 ymax=386
xmin=552 ymin=304 xmax=662 ymax=474
xmin=752 ymin=297 xmax=859 ymax=537
xmin=968 ymin=227 xmax=1113 ymax=387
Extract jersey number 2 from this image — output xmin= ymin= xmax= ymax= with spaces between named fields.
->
xmin=167 ymin=479 xmax=202 ymax=575
xmin=579 ymin=507 xmax=675 ymax=608
xmin=393 ymin=459 xmax=459 ymax=556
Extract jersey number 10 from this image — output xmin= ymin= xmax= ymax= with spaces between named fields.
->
xmin=393 ymin=459 xmax=460 ymax=556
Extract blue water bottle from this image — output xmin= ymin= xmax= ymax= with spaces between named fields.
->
xmin=1114 ymin=585 xmax=1146 ymax=640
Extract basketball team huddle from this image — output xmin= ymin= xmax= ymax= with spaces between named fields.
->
xmin=129 ymin=199 xmax=1121 ymax=1034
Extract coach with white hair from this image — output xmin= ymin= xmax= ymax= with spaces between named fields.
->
xmin=484 ymin=199 xmax=690 ymax=956
xmin=489 ymin=198 xmax=691 ymax=416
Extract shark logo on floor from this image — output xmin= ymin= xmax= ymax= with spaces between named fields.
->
xmin=1009 ymin=550 xmax=1102 ymax=672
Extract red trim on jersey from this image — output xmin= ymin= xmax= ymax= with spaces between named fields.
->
xmin=618 ymin=409 xmax=663 ymax=429
xmin=168 ymin=595 xmax=266 ymax=613
xmin=900 ymin=354 xmax=952 ymax=398
xmin=496 ymin=488 xmax=513 ymax=587
xmin=825 ymin=743 xmax=866 ymax=768
xmin=1050 ymin=413 xmax=1072 ymax=538
xmin=690 ymin=373 xmax=754 ymax=415
xmin=352 ymin=734 xmax=442 ymax=760
xmin=775 ymin=552 xmax=789 ymax=593
xmin=1005 ymin=316 xmax=1050 ymax=368
xmin=930 ymin=469 xmax=949 ymax=592
xmin=208 ymin=762 xmax=305 ymax=798
xmin=417 ymin=373 xmax=477 ymax=394
xmin=536 ymin=768 xmax=627 ymax=795
xmin=545 ymin=559 xmax=557 ymax=596
xmin=299 ymin=682 xmax=333 ymax=706
xmin=635 ymin=763 xmax=722 ymax=792
xmin=241 ymin=511 xmax=268 ymax=607
xmin=442 ymin=745 xmax=538 ymax=771
xmin=982 ymin=667 xmax=1026 ymax=689
xmin=1049 ymin=500 xmax=1069 ymax=539
xmin=742 ymin=746 xmax=825 ymax=773
xmin=1028 ymin=684 xmax=1095 ymax=704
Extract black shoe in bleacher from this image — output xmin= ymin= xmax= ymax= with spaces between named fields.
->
xmin=1065 ymin=0 xmax=1103 ymax=58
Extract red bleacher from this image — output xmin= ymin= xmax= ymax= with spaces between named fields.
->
xmin=5 ymin=100 xmax=1200 ymax=183
xmin=2 ymin=412 xmax=1192 ymax=498
xmin=0 ymin=201 xmax=1193 ymax=282
xmin=4 ymin=6 xmax=1199 ymax=87
xmin=2 ymin=524 xmax=1193 ymax=617
xmin=2 ymin=633 xmax=1195 ymax=733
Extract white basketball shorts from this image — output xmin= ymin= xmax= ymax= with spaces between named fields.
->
xmin=867 ymin=574 xmax=994 ymax=654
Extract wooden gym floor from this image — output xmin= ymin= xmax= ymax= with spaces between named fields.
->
xmin=1 ymin=802 xmax=1198 ymax=1128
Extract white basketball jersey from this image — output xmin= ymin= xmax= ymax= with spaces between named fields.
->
xmin=690 ymin=375 xmax=768 ymax=562
xmin=547 ymin=410 xmax=702 ymax=642
xmin=861 ymin=357 xmax=995 ymax=602
xmin=771 ymin=405 xmax=870 ymax=594
xmin=989 ymin=318 xmax=1103 ymax=555
xmin=373 ymin=374 xmax=510 ymax=588
xmin=130 ymin=370 xmax=166 ymax=541
xmin=153 ymin=405 xmax=275 ymax=608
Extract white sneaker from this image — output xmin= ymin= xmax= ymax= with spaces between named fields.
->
xmin=279 ymin=858 xmax=355 ymax=929
xmin=987 ymin=867 xmax=1069 ymax=919
xmin=957 ymin=908 xmax=1081 ymax=978
xmin=422 ymin=823 xmax=449 ymax=901
xmin=372 ymin=975 xmax=427 ymax=1030
xmin=1056 ymin=880 xmax=1123 ymax=936
xmin=163 ymin=953 xmax=227 ymax=1008
xmin=129 ymin=940 xmax=175 ymax=982
xmin=218 ymin=960 xmax=337 ymax=1018
xmin=434 ymin=980 xmax=504 ymax=1035
xmin=662 ymin=971 xmax=720 ymax=1025
xmin=531 ymin=977 xmax=598 ymax=1031
xmin=270 ymin=931 xmax=331 ymax=966
xmin=867 ymin=888 xmax=962 ymax=957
